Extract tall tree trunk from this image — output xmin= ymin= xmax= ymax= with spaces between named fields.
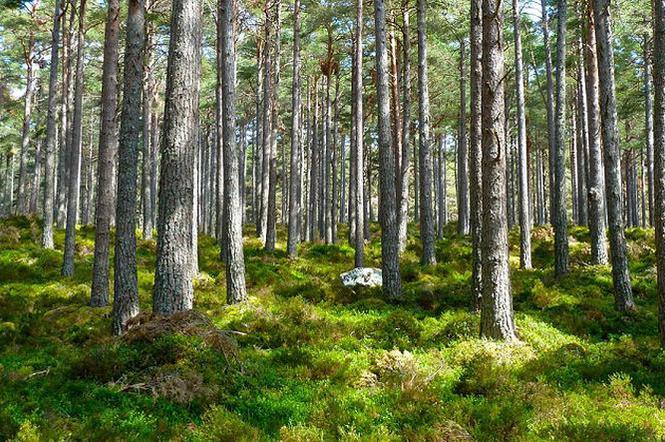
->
xmin=81 ymin=125 xmax=93 ymax=225
xmin=469 ymin=0 xmax=483 ymax=307
xmin=437 ymin=134 xmax=447 ymax=237
xmin=584 ymin=4 xmax=608 ymax=265
xmin=353 ymin=0 xmax=364 ymax=267
xmin=457 ymin=39 xmax=470 ymax=235
xmin=265 ymin=1 xmax=281 ymax=252
xmin=480 ymin=0 xmax=517 ymax=341
xmin=90 ymin=0 xmax=119 ymax=306
xmin=150 ymin=106 xmax=159 ymax=228
xmin=653 ymin=0 xmax=665 ymax=346
xmin=374 ymin=0 xmax=402 ymax=298
xmin=258 ymin=12 xmax=272 ymax=245
xmin=5 ymin=154 xmax=15 ymax=215
xmin=552 ymin=0 xmax=569 ymax=277
xmin=645 ymin=35 xmax=655 ymax=227
xmin=29 ymin=138 xmax=42 ymax=214
xmin=287 ymin=0 xmax=302 ymax=257
xmin=56 ymin=6 xmax=75 ymax=229
xmin=331 ymin=72 xmax=340 ymax=243
xmin=17 ymin=32 xmax=36 ymax=214
xmin=571 ymin=108 xmax=578 ymax=224
xmin=593 ymin=0 xmax=635 ymax=312
xmin=323 ymin=35 xmax=334 ymax=245
xmin=309 ymin=77 xmax=320 ymax=242
xmin=417 ymin=0 xmax=436 ymax=266
xmin=215 ymin=3 xmax=225 ymax=253
xmin=153 ymin=0 xmax=202 ymax=315
xmin=112 ymin=0 xmax=144 ymax=334
xmin=42 ymin=0 xmax=64 ymax=249
xmin=220 ymin=0 xmax=247 ymax=303
xmin=512 ymin=0 xmax=532 ymax=269
xmin=141 ymin=8 xmax=154 ymax=240
xmin=61 ymin=0 xmax=87 ymax=277
xmin=388 ymin=24 xmax=404 ymax=253
xmin=398 ymin=0 xmax=411 ymax=253
xmin=253 ymin=41 xmax=262 ymax=232
xmin=576 ymin=40 xmax=589 ymax=226
xmin=540 ymin=0 xmax=556 ymax=224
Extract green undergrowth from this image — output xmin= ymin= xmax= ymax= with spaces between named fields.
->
xmin=1 ymin=215 xmax=664 ymax=440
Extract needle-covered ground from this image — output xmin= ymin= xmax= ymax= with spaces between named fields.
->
xmin=1 ymin=216 xmax=664 ymax=441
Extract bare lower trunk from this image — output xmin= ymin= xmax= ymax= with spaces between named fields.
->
xmin=417 ymin=0 xmax=436 ymax=266
xmin=112 ymin=0 xmax=144 ymax=335
xmin=653 ymin=0 xmax=665 ymax=346
xmin=552 ymin=0 xmax=569 ymax=277
xmin=141 ymin=13 xmax=154 ymax=240
xmin=287 ymin=0 xmax=302 ymax=258
xmin=457 ymin=39 xmax=469 ymax=236
xmin=593 ymin=0 xmax=635 ymax=312
xmin=41 ymin=0 xmax=64 ymax=249
xmin=62 ymin=0 xmax=87 ymax=277
xmin=153 ymin=0 xmax=201 ymax=315
xmin=541 ymin=0 xmax=556 ymax=224
xmin=398 ymin=1 xmax=411 ymax=253
xmin=645 ymin=36 xmax=655 ymax=227
xmin=584 ymin=5 xmax=608 ymax=265
xmin=220 ymin=0 xmax=247 ymax=303
xmin=353 ymin=0 xmax=364 ymax=267
xmin=512 ymin=0 xmax=531 ymax=269
xmin=480 ymin=0 xmax=517 ymax=341
xmin=18 ymin=35 xmax=36 ymax=215
xmin=470 ymin=0 xmax=483 ymax=307
xmin=29 ymin=139 xmax=42 ymax=214
xmin=576 ymin=41 xmax=589 ymax=226
xmin=265 ymin=1 xmax=281 ymax=252
xmin=374 ymin=0 xmax=401 ymax=299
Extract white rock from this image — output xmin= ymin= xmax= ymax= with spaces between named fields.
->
xmin=340 ymin=267 xmax=383 ymax=288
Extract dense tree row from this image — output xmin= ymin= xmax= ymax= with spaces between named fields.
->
xmin=2 ymin=0 xmax=665 ymax=345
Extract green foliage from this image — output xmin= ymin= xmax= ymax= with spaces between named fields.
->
xmin=1 ymin=218 xmax=665 ymax=440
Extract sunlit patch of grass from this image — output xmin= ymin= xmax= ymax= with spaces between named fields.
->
xmin=0 ymin=218 xmax=663 ymax=440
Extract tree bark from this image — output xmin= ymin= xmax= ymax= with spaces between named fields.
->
xmin=265 ymin=1 xmax=281 ymax=252
xmin=593 ymin=0 xmax=635 ymax=312
xmin=17 ymin=30 xmax=36 ymax=215
xmin=153 ymin=0 xmax=201 ymax=315
xmin=552 ymin=0 xmax=569 ymax=277
xmin=398 ymin=0 xmax=411 ymax=253
xmin=258 ymin=11 xmax=272 ymax=245
xmin=583 ymin=4 xmax=609 ymax=265
xmin=576 ymin=39 xmax=589 ymax=226
xmin=29 ymin=138 xmax=42 ymax=214
xmin=469 ymin=0 xmax=483 ymax=307
xmin=417 ymin=0 xmax=436 ymax=266
xmin=353 ymin=0 xmax=364 ymax=267
xmin=287 ymin=0 xmax=302 ymax=258
xmin=480 ymin=0 xmax=517 ymax=341
xmin=220 ymin=0 xmax=247 ymax=303
xmin=61 ymin=0 xmax=87 ymax=277
xmin=512 ymin=0 xmax=532 ymax=269
xmin=112 ymin=0 xmax=144 ymax=334
xmin=653 ymin=0 xmax=665 ymax=346
xmin=645 ymin=35 xmax=655 ymax=227
xmin=90 ymin=0 xmax=119 ymax=307
xmin=42 ymin=0 xmax=64 ymax=249
xmin=540 ymin=0 xmax=556 ymax=224
xmin=374 ymin=0 xmax=402 ymax=298
xmin=457 ymin=39 xmax=470 ymax=236
xmin=141 ymin=8 xmax=154 ymax=240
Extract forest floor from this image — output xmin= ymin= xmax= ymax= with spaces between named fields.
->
xmin=1 ymin=216 xmax=665 ymax=441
